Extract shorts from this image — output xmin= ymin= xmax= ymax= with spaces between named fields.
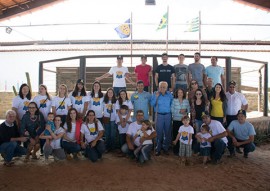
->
xmin=179 ymin=142 xmax=192 ymax=157
xmin=200 ymin=147 xmax=211 ymax=156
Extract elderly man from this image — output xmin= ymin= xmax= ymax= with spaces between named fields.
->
xmin=227 ymin=110 xmax=256 ymax=158
xmin=226 ymin=80 xmax=248 ymax=128
xmin=121 ymin=110 xmax=156 ymax=163
xmin=130 ymin=80 xmax=151 ymax=121
xmin=151 ymin=81 xmax=173 ymax=156
xmin=0 ymin=110 xmax=27 ymax=167
xmin=201 ymin=112 xmax=228 ymax=164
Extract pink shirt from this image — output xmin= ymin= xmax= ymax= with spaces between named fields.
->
xmin=134 ymin=64 xmax=151 ymax=86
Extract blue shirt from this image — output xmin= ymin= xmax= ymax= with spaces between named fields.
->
xmin=205 ymin=65 xmax=224 ymax=86
xmin=151 ymin=91 xmax=173 ymax=113
xmin=171 ymin=99 xmax=190 ymax=121
xmin=228 ymin=120 xmax=256 ymax=140
xmin=131 ymin=91 xmax=151 ymax=121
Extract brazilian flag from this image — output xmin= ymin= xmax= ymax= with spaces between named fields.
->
xmin=157 ymin=12 xmax=168 ymax=30
xmin=115 ymin=19 xmax=131 ymax=39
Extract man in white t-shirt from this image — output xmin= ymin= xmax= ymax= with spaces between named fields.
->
xmin=121 ymin=110 xmax=156 ymax=161
xmin=95 ymin=55 xmax=136 ymax=96
xmin=226 ymin=80 xmax=248 ymax=128
xmin=201 ymin=112 xmax=228 ymax=164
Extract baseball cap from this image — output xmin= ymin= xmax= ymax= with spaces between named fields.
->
xmin=141 ymin=55 xmax=147 ymax=59
xmin=237 ymin=109 xmax=246 ymax=117
xmin=76 ymin=79 xmax=84 ymax=85
xmin=117 ymin=55 xmax=123 ymax=60
xmin=228 ymin=80 xmax=236 ymax=86
xmin=201 ymin=111 xmax=210 ymax=118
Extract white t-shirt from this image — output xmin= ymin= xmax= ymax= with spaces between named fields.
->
xmin=50 ymin=127 xmax=65 ymax=149
xmin=88 ymin=92 xmax=104 ymax=118
xmin=52 ymin=96 xmax=72 ymax=115
xmin=206 ymin=119 xmax=228 ymax=145
xmin=12 ymin=96 xmax=31 ymax=120
xmin=102 ymin=101 xmax=117 ymax=121
xmin=63 ymin=122 xmax=76 ymax=142
xmin=115 ymin=114 xmax=132 ymax=134
xmin=196 ymin=132 xmax=212 ymax=148
xmin=33 ymin=95 xmax=52 ymax=120
xmin=109 ymin=66 xmax=129 ymax=87
xmin=69 ymin=91 xmax=90 ymax=114
xmin=134 ymin=129 xmax=153 ymax=146
xmin=115 ymin=100 xmax=134 ymax=110
xmin=80 ymin=121 xmax=104 ymax=143
xmin=126 ymin=121 xmax=142 ymax=138
xmin=226 ymin=91 xmax=248 ymax=115
xmin=178 ymin=125 xmax=194 ymax=145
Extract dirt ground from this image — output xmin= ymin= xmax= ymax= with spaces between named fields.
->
xmin=0 ymin=144 xmax=270 ymax=191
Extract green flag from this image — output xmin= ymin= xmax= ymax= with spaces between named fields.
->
xmin=157 ymin=12 xmax=168 ymax=30
xmin=185 ymin=17 xmax=199 ymax=32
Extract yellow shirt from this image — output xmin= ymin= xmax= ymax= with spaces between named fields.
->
xmin=210 ymin=98 xmax=224 ymax=117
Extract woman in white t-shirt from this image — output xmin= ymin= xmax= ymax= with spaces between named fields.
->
xmin=115 ymin=89 xmax=133 ymax=123
xmin=33 ymin=84 xmax=52 ymax=120
xmin=88 ymin=81 xmax=104 ymax=122
xmin=80 ymin=110 xmax=105 ymax=163
xmin=39 ymin=115 xmax=66 ymax=161
xmin=62 ymin=108 xmax=82 ymax=160
xmin=69 ymin=79 xmax=89 ymax=120
xmin=12 ymin=83 xmax=32 ymax=126
xmin=52 ymin=84 xmax=72 ymax=126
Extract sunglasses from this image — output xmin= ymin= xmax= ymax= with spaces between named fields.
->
xmin=191 ymin=82 xmax=197 ymax=85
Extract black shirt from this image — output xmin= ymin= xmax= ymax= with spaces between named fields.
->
xmin=155 ymin=64 xmax=175 ymax=88
xmin=0 ymin=121 xmax=20 ymax=145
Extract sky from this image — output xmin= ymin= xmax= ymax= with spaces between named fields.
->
xmin=0 ymin=0 xmax=269 ymax=92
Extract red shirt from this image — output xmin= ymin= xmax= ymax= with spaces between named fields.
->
xmin=134 ymin=64 xmax=151 ymax=86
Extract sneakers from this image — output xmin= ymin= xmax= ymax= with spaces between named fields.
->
xmin=236 ymin=147 xmax=243 ymax=154
xmin=163 ymin=150 xmax=169 ymax=156
xmin=3 ymin=161 xmax=14 ymax=167
xmin=155 ymin=151 xmax=160 ymax=156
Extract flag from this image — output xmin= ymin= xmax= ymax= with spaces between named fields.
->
xmin=115 ymin=19 xmax=131 ymax=38
xmin=157 ymin=12 xmax=168 ymax=30
xmin=185 ymin=17 xmax=199 ymax=32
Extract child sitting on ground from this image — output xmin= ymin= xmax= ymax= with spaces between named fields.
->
xmin=173 ymin=115 xmax=194 ymax=166
xmin=133 ymin=120 xmax=153 ymax=163
xmin=195 ymin=124 xmax=212 ymax=166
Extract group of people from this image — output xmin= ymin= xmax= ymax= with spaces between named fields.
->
xmin=0 ymin=52 xmax=256 ymax=167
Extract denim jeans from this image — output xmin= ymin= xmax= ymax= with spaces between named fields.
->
xmin=119 ymin=133 xmax=126 ymax=148
xmin=0 ymin=142 xmax=26 ymax=162
xmin=104 ymin=121 xmax=116 ymax=150
xmin=172 ymin=120 xmax=183 ymax=155
xmin=156 ymin=113 xmax=172 ymax=152
xmin=227 ymin=137 xmax=256 ymax=155
xmin=62 ymin=141 xmax=81 ymax=154
xmin=193 ymin=119 xmax=203 ymax=154
xmin=85 ymin=140 xmax=106 ymax=162
xmin=139 ymin=144 xmax=153 ymax=163
xmin=113 ymin=87 xmax=126 ymax=97
xmin=211 ymin=139 xmax=227 ymax=161
xmin=121 ymin=143 xmax=135 ymax=158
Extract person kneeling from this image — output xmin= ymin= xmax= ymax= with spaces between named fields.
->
xmin=80 ymin=110 xmax=105 ymax=162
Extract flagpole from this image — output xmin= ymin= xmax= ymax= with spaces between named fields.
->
xmin=166 ymin=6 xmax=169 ymax=53
xmin=130 ymin=12 xmax=133 ymax=67
xmin=199 ymin=11 xmax=201 ymax=53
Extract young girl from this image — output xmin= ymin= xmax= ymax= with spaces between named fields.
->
xmin=133 ymin=120 xmax=153 ymax=164
xmin=115 ymin=89 xmax=133 ymax=125
xmin=80 ymin=110 xmax=106 ymax=163
xmin=69 ymin=79 xmax=89 ymax=119
xmin=62 ymin=108 xmax=82 ymax=160
xmin=40 ymin=115 xmax=66 ymax=162
xmin=173 ymin=116 xmax=194 ymax=166
xmin=196 ymin=124 xmax=212 ymax=165
xmin=12 ymin=83 xmax=32 ymax=127
xmin=52 ymin=84 xmax=72 ymax=126
xmin=103 ymin=88 xmax=117 ymax=152
xmin=88 ymin=81 xmax=104 ymax=122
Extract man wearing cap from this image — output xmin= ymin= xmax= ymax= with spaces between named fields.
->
xmin=227 ymin=109 xmax=256 ymax=158
xmin=155 ymin=53 xmax=176 ymax=92
xmin=134 ymin=55 xmax=152 ymax=92
xmin=95 ymin=56 xmax=136 ymax=96
xmin=205 ymin=56 xmax=225 ymax=89
xmin=188 ymin=52 xmax=207 ymax=88
xmin=174 ymin=54 xmax=188 ymax=91
xmin=201 ymin=112 xmax=228 ymax=164
xmin=225 ymin=80 xmax=248 ymax=127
